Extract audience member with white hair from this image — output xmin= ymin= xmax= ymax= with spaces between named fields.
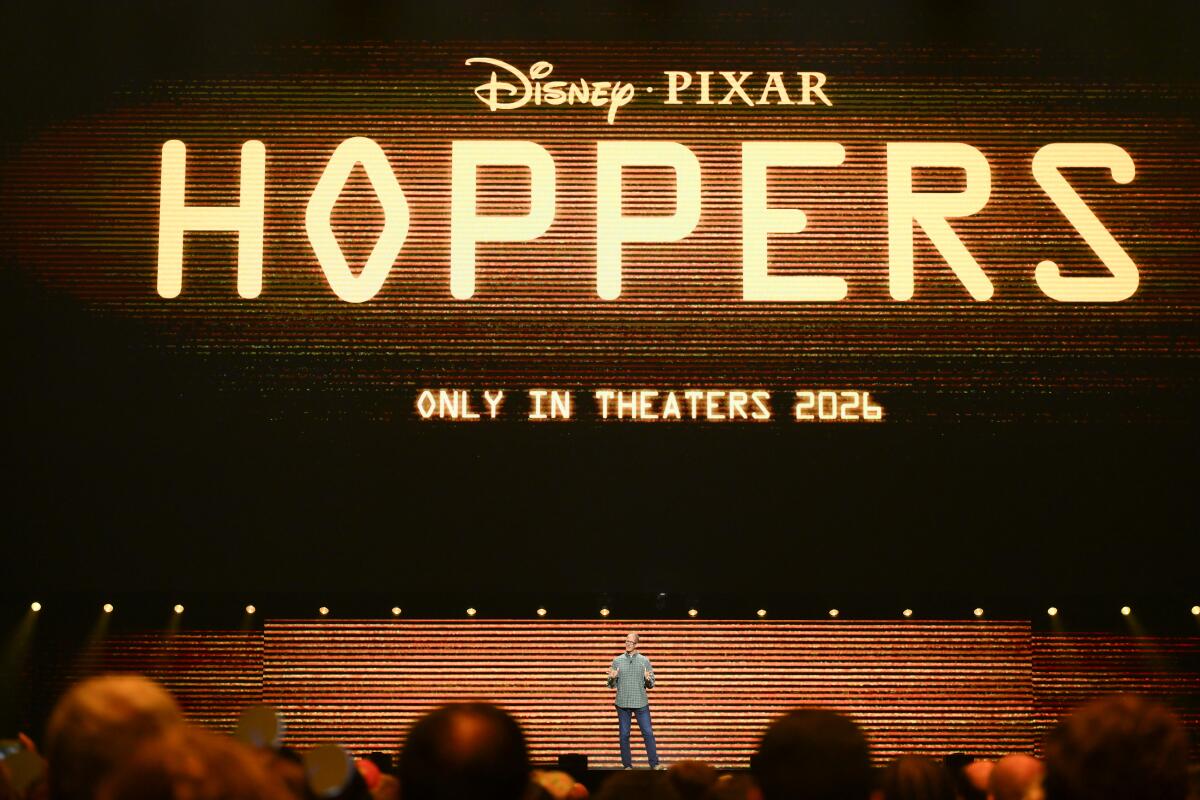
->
xmin=45 ymin=676 xmax=183 ymax=800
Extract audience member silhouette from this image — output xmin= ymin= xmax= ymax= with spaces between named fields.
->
xmin=96 ymin=727 xmax=292 ymax=800
xmin=667 ymin=761 xmax=719 ymax=800
xmin=45 ymin=676 xmax=183 ymax=800
xmin=398 ymin=703 xmax=530 ymax=800
xmin=751 ymin=709 xmax=871 ymax=800
xmin=1043 ymin=694 xmax=1189 ymax=800
xmin=702 ymin=775 xmax=760 ymax=800
xmin=987 ymin=755 xmax=1042 ymax=800
xmin=23 ymin=674 xmax=1200 ymax=800
xmin=593 ymin=772 xmax=681 ymax=800
xmin=877 ymin=756 xmax=956 ymax=800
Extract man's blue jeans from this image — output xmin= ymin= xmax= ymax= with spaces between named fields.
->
xmin=617 ymin=705 xmax=659 ymax=768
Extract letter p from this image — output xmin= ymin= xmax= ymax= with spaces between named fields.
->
xmin=451 ymin=141 xmax=556 ymax=299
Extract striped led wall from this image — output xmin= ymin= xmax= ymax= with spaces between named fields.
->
xmin=54 ymin=621 xmax=1200 ymax=767
xmin=1 ymin=43 xmax=1196 ymax=422
xmin=263 ymin=621 xmax=1032 ymax=766
xmin=72 ymin=632 xmax=263 ymax=734
xmin=1032 ymin=632 xmax=1200 ymax=748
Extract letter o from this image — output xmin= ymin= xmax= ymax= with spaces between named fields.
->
xmin=305 ymin=137 xmax=410 ymax=303
xmin=416 ymin=390 xmax=436 ymax=419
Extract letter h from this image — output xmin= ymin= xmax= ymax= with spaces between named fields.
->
xmin=157 ymin=139 xmax=266 ymax=298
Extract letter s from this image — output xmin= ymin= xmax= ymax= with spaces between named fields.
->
xmin=1032 ymin=143 xmax=1138 ymax=302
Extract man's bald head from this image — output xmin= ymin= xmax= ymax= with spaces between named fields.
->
xmin=989 ymin=755 xmax=1043 ymax=800
xmin=399 ymin=703 xmax=530 ymax=800
xmin=752 ymin=709 xmax=872 ymax=800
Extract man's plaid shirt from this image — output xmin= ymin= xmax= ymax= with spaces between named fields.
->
xmin=607 ymin=651 xmax=655 ymax=708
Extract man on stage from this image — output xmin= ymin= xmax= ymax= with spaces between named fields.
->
xmin=606 ymin=632 xmax=661 ymax=769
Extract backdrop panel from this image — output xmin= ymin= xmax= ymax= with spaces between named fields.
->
xmin=73 ymin=631 xmax=264 ymax=734
xmin=1032 ymin=632 xmax=1200 ymax=747
xmin=263 ymin=620 xmax=1032 ymax=766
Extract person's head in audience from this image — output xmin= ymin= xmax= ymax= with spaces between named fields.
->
xmin=398 ymin=703 xmax=529 ymax=800
xmin=253 ymin=749 xmax=305 ymax=800
xmin=1043 ymin=695 xmax=1189 ymax=800
xmin=668 ymin=761 xmax=718 ymax=800
xmin=961 ymin=762 xmax=993 ymax=800
xmin=356 ymin=759 xmax=382 ymax=794
xmin=530 ymin=770 xmax=587 ymax=800
xmin=96 ymin=726 xmax=293 ymax=800
xmin=943 ymin=756 xmax=989 ymax=800
xmin=752 ymin=709 xmax=871 ymax=800
xmin=355 ymin=756 xmax=399 ymax=800
xmin=877 ymin=756 xmax=956 ymax=800
xmin=45 ymin=675 xmax=184 ymax=800
xmin=593 ymin=772 xmax=680 ymax=800
xmin=703 ymin=775 xmax=760 ymax=800
xmin=328 ymin=764 xmax=373 ymax=800
xmin=987 ymin=755 xmax=1042 ymax=800
xmin=367 ymin=773 xmax=399 ymax=800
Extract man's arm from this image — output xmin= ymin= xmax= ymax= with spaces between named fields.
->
xmin=643 ymin=657 xmax=655 ymax=689
xmin=607 ymin=658 xmax=619 ymax=688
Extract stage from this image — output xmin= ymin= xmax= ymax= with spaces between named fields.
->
xmin=23 ymin=619 xmax=1198 ymax=767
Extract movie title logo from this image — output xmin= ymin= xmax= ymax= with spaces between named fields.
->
xmin=156 ymin=138 xmax=1138 ymax=305
xmin=466 ymin=57 xmax=832 ymax=123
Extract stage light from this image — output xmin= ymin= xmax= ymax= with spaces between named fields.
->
xmin=174 ymin=604 xmax=184 ymax=614
xmin=245 ymin=605 xmax=256 ymax=615
xmin=103 ymin=603 xmax=114 ymax=614
xmin=600 ymin=607 xmax=610 ymax=617
xmin=687 ymin=608 xmax=698 ymax=617
xmin=30 ymin=602 xmax=41 ymax=612
xmin=1121 ymin=606 xmax=1131 ymax=616
xmin=973 ymin=608 xmax=984 ymax=617
xmin=756 ymin=609 xmax=767 ymax=618
xmin=1047 ymin=607 xmax=1058 ymax=616
xmin=466 ymin=607 xmax=477 ymax=617
xmin=391 ymin=607 xmax=402 ymax=616
xmin=1191 ymin=605 xmax=1198 ymax=616
xmin=318 ymin=606 xmax=329 ymax=616
xmin=902 ymin=608 xmax=913 ymax=618
xmin=828 ymin=608 xmax=839 ymax=618
xmin=536 ymin=607 xmax=547 ymax=617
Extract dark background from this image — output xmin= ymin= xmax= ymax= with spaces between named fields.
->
xmin=1 ymin=1 xmax=1197 ymax=611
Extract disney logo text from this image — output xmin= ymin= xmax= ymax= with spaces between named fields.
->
xmin=467 ymin=58 xmax=636 ymax=124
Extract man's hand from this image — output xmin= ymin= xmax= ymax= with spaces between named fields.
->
xmin=607 ymin=668 xmax=618 ymax=680
xmin=644 ymin=669 xmax=652 ymax=682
